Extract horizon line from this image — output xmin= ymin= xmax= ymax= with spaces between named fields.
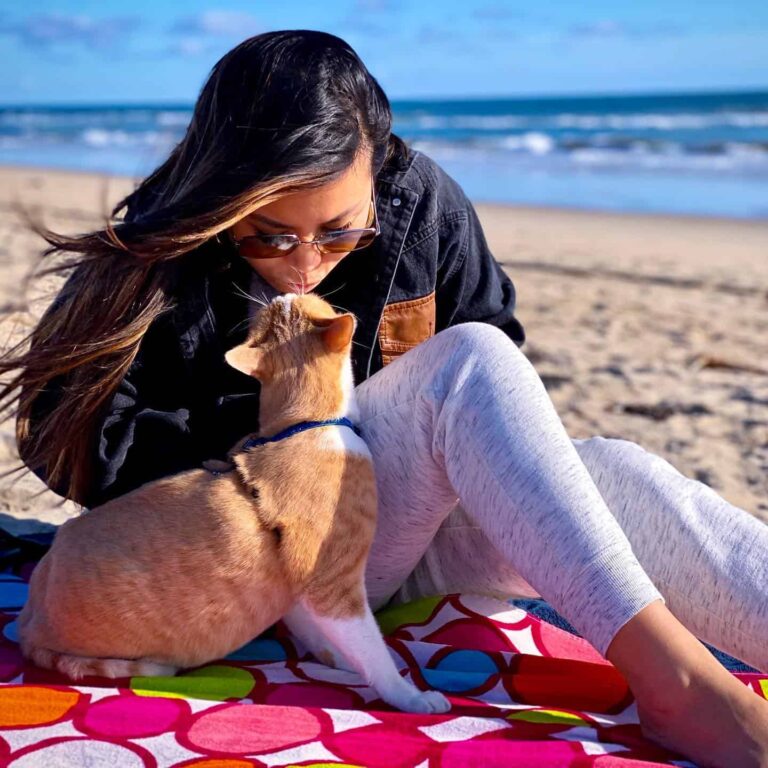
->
xmin=1 ymin=85 xmax=767 ymax=110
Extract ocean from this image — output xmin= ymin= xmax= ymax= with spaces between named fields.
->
xmin=1 ymin=90 xmax=767 ymax=219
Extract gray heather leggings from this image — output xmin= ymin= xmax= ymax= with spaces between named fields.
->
xmin=355 ymin=322 xmax=768 ymax=672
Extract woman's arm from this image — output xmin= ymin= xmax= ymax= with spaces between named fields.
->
xmin=434 ymin=189 xmax=526 ymax=348
xmin=19 ymin=310 xmax=204 ymax=509
xmin=87 ymin=353 xmax=202 ymax=507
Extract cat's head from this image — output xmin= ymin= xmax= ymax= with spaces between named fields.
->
xmin=225 ymin=293 xmax=356 ymax=385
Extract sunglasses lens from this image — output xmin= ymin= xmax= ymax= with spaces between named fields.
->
xmin=319 ymin=229 xmax=377 ymax=254
xmin=236 ymin=227 xmax=377 ymax=259
xmin=237 ymin=235 xmax=296 ymax=259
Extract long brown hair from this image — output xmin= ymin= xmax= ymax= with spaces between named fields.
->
xmin=1 ymin=30 xmax=409 ymax=506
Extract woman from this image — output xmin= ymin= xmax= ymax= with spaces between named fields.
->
xmin=5 ymin=30 xmax=768 ymax=766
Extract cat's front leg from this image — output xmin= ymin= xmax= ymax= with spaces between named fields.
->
xmin=282 ymin=595 xmax=451 ymax=714
xmin=281 ymin=600 xmax=353 ymax=671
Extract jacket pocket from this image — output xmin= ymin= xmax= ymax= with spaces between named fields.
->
xmin=378 ymin=291 xmax=436 ymax=366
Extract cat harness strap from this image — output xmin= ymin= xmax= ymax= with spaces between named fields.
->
xmin=203 ymin=417 xmax=363 ymax=476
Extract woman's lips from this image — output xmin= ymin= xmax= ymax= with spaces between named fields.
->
xmin=287 ymin=279 xmax=319 ymax=292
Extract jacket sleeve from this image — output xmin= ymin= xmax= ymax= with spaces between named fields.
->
xmin=20 ymin=309 xmax=204 ymax=509
xmin=434 ymin=190 xmax=526 ymax=348
xmin=87 ymin=336 xmax=203 ymax=507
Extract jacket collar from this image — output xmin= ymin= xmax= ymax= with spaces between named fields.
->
xmin=361 ymin=177 xmax=419 ymax=378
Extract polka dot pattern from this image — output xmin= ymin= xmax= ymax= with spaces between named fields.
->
xmin=79 ymin=694 xmax=187 ymax=738
xmin=0 ymin=686 xmax=80 ymax=727
xmin=0 ymin=577 xmax=28 ymax=611
xmin=131 ymin=664 xmax=256 ymax=701
xmin=185 ymin=704 xmax=322 ymax=755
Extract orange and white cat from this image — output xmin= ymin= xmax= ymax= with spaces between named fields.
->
xmin=18 ymin=292 xmax=450 ymax=714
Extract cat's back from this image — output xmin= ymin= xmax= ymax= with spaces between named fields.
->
xmin=57 ymin=467 xmax=261 ymax=550
xmin=33 ymin=466 xmax=281 ymax=604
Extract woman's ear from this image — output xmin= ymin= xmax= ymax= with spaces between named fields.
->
xmin=225 ymin=344 xmax=266 ymax=379
xmin=313 ymin=314 xmax=356 ymax=353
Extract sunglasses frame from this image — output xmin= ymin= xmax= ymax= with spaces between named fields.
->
xmin=231 ymin=181 xmax=380 ymax=260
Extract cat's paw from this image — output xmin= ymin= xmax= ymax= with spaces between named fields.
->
xmin=395 ymin=687 xmax=451 ymax=714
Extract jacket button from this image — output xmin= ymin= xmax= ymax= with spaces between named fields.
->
xmin=392 ymin=197 xmax=401 ymax=207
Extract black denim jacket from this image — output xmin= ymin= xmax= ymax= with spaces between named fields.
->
xmin=24 ymin=148 xmax=525 ymax=507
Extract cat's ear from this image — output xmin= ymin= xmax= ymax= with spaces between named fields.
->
xmin=225 ymin=344 xmax=267 ymax=379
xmin=313 ymin=314 xmax=356 ymax=353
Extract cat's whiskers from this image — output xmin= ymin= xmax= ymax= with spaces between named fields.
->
xmin=317 ymin=283 xmax=346 ymax=302
xmin=327 ymin=302 xmax=359 ymax=323
xmin=227 ymin=316 xmax=253 ymax=336
xmin=231 ymin=281 xmax=269 ymax=308
xmin=288 ymin=265 xmax=307 ymax=296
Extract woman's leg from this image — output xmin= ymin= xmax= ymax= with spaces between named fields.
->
xmin=356 ymin=322 xmax=663 ymax=658
xmin=383 ymin=500 xmax=543 ymax=606
xmin=354 ymin=323 xmax=768 ymax=767
xmin=572 ymin=435 xmax=768 ymax=673
xmin=605 ymin=600 xmax=768 ymax=768
xmin=388 ymin=435 xmax=768 ymax=674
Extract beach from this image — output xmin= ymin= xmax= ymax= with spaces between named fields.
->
xmin=0 ymin=163 xmax=766 ymax=538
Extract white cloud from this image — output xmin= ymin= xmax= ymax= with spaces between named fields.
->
xmin=0 ymin=12 xmax=141 ymax=50
xmin=163 ymin=10 xmax=263 ymax=57
xmin=169 ymin=11 xmax=262 ymax=38
xmin=167 ymin=38 xmax=219 ymax=57
xmin=473 ymin=4 xmax=521 ymax=21
xmin=568 ymin=19 xmax=686 ymax=40
xmin=351 ymin=0 xmax=402 ymax=12
xmin=570 ymin=20 xmax=626 ymax=38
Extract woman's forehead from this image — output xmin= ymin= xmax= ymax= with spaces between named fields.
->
xmin=250 ymin=155 xmax=372 ymax=228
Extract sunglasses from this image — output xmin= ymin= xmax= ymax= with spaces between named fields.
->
xmin=231 ymin=183 xmax=380 ymax=260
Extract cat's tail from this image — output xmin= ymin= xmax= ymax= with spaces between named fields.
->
xmin=21 ymin=644 xmax=179 ymax=680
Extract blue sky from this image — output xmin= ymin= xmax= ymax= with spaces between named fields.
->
xmin=1 ymin=0 xmax=767 ymax=104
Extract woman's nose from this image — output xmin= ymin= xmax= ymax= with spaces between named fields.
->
xmin=287 ymin=241 xmax=323 ymax=272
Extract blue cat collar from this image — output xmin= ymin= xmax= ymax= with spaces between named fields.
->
xmin=242 ymin=417 xmax=362 ymax=450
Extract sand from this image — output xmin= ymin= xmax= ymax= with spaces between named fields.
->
xmin=0 ymin=164 xmax=766 ymax=538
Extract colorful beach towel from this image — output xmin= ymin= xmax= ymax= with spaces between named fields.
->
xmin=0 ymin=558 xmax=766 ymax=767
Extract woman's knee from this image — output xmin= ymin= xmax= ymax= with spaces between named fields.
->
xmin=357 ymin=322 xmax=535 ymax=422
xmin=573 ymin=436 xmax=673 ymax=488
xmin=435 ymin=321 xmax=513 ymax=353
xmin=574 ymin=435 xmax=648 ymax=463
xmin=419 ymin=322 xmax=544 ymax=406
xmin=429 ymin=322 xmax=528 ymax=375
xmin=423 ymin=323 xmax=526 ymax=393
